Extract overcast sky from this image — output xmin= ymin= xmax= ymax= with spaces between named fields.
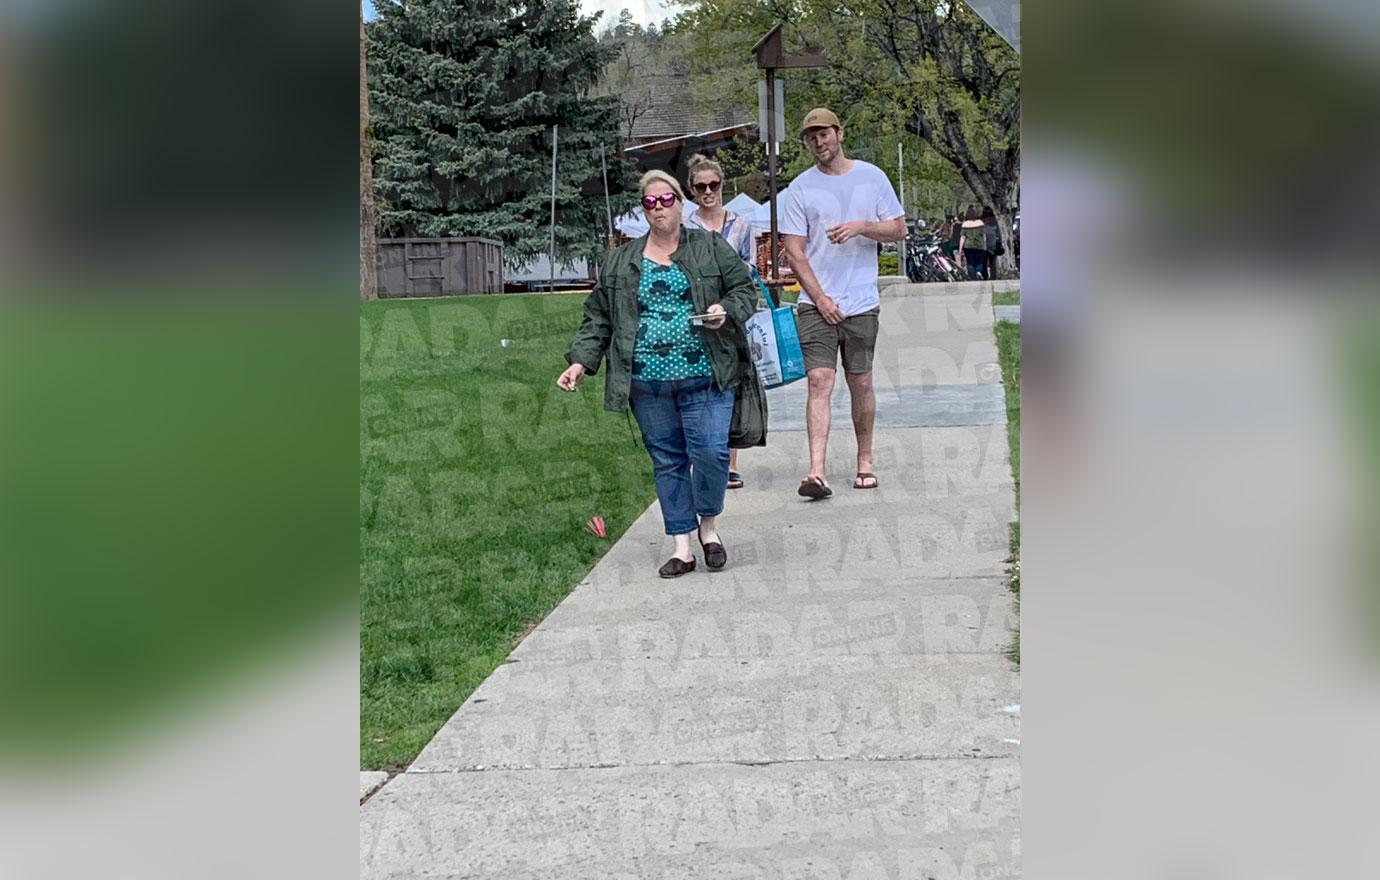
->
xmin=581 ymin=0 xmax=678 ymax=29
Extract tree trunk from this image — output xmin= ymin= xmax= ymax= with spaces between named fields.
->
xmin=360 ymin=10 xmax=379 ymax=301
xmin=991 ymin=209 xmax=1017 ymax=279
xmin=903 ymin=112 xmax=1018 ymax=279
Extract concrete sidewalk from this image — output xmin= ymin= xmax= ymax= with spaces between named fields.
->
xmin=361 ymin=285 xmax=1021 ymax=878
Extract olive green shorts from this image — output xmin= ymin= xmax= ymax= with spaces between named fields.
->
xmin=795 ymin=303 xmax=881 ymax=374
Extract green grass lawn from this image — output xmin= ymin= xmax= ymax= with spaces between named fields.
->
xmin=995 ymin=320 xmax=1021 ymax=498
xmin=993 ymin=289 xmax=1020 ymax=306
xmin=360 ymin=294 xmax=656 ymax=768
xmin=1354 ymin=315 xmax=1380 ymax=656
xmin=2 ymin=302 xmax=356 ymax=760
xmin=994 ymin=319 xmax=1021 ymax=663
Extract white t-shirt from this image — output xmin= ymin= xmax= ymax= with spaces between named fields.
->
xmin=779 ymin=161 xmax=904 ymax=316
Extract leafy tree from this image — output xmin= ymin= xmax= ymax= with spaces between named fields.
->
xmin=713 ymin=135 xmax=771 ymax=200
xmin=367 ymin=0 xmax=631 ymax=264
xmin=670 ymin=0 xmax=1019 ymax=273
xmin=593 ymin=14 xmax=699 ymax=143
xmin=855 ymin=0 xmax=1019 ymax=272
xmin=594 ymin=10 xmax=660 ymax=139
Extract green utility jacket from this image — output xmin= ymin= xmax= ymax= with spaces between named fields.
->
xmin=566 ymin=226 xmax=760 ymax=413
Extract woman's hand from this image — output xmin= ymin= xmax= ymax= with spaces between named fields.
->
xmin=556 ymin=363 xmax=587 ymax=392
xmin=703 ymin=303 xmax=727 ymax=330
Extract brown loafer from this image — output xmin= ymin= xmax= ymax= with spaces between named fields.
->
xmin=698 ymin=533 xmax=727 ymax=570
xmin=658 ymin=556 xmax=696 ymax=578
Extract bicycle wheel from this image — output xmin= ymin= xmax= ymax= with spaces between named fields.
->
xmin=905 ymin=256 xmax=921 ymax=282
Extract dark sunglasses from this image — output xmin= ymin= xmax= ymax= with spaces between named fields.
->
xmin=691 ymin=180 xmax=722 ymax=194
xmin=642 ymin=192 xmax=679 ymax=210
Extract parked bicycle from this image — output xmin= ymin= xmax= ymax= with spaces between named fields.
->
xmin=905 ymin=232 xmax=966 ymax=283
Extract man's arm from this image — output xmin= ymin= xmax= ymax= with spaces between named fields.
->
xmin=826 ymin=216 xmax=908 ymax=245
xmin=783 ymin=233 xmax=845 ymax=324
xmin=870 ymin=216 xmax=909 ymax=242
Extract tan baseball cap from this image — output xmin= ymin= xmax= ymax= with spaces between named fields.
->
xmin=799 ymin=107 xmax=841 ymax=137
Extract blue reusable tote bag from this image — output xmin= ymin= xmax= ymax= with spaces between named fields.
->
xmin=744 ymin=265 xmax=805 ymax=388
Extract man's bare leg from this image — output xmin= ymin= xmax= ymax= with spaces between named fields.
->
xmin=844 ymin=369 xmax=877 ymax=485
xmin=805 ymin=367 xmax=836 ymax=482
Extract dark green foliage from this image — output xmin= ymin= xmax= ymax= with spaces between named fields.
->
xmin=367 ymin=0 xmax=632 ymax=265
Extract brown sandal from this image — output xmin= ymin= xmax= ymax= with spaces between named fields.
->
xmin=797 ymin=476 xmax=833 ymax=499
xmin=853 ymin=472 xmax=879 ymax=489
xmin=659 ymin=556 xmax=696 ymax=578
xmin=698 ymin=531 xmax=727 ymax=570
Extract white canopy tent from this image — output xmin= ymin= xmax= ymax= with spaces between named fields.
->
xmin=613 ymin=210 xmax=647 ymax=238
xmin=745 ymin=189 xmax=791 ymax=231
xmin=723 ymin=193 xmax=761 ymax=214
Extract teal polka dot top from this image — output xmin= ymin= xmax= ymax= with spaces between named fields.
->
xmin=632 ymin=258 xmax=712 ymax=381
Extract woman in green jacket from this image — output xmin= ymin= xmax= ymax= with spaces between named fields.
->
xmin=557 ymin=170 xmax=759 ymax=578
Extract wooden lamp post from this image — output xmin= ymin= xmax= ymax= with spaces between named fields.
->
xmin=750 ymin=24 xmax=826 ymax=294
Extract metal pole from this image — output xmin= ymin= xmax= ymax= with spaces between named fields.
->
xmin=549 ymin=125 xmax=558 ymax=290
xmin=765 ymin=67 xmax=780 ymax=288
xmin=600 ymin=144 xmax=613 ymax=243
xmin=898 ymin=142 xmax=905 ymax=219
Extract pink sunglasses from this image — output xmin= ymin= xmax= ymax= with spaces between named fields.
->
xmin=642 ymin=192 xmax=679 ymax=210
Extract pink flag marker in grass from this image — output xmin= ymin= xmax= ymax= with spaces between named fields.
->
xmin=585 ymin=515 xmax=607 ymax=538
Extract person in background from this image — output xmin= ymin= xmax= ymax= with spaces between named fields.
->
xmin=1013 ymin=213 xmax=1020 ymax=273
xmin=937 ymin=215 xmax=958 ymax=259
xmin=685 ymin=152 xmax=754 ymax=491
xmin=981 ymin=206 xmax=1003 ymax=280
xmin=958 ymin=205 xmax=988 ymax=280
xmin=558 ymin=170 xmax=758 ymax=578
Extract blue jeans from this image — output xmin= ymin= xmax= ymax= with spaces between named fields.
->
xmin=964 ymin=248 xmax=987 ymax=280
xmin=629 ymin=376 xmax=736 ymax=536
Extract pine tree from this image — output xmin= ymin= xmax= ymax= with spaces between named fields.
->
xmin=366 ymin=0 xmax=628 ymax=265
xmin=361 ymin=8 xmax=379 ymax=300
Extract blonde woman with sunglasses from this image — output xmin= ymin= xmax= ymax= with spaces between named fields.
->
xmin=684 ymin=154 xmax=755 ymax=489
xmin=685 ymin=153 xmax=754 ymax=265
xmin=557 ymin=170 xmax=760 ymax=578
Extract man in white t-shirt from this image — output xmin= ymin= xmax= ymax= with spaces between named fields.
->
xmin=780 ymin=107 xmax=906 ymax=499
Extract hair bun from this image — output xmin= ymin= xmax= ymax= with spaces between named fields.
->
xmin=684 ymin=153 xmax=725 ymax=192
